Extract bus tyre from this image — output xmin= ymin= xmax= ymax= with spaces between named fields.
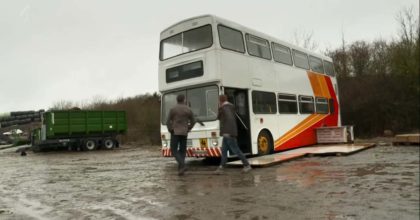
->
xmin=84 ymin=140 xmax=96 ymax=151
xmin=103 ymin=139 xmax=114 ymax=150
xmin=257 ymin=130 xmax=273 ymax=155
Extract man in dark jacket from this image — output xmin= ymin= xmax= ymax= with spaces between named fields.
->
xmin=166 ymin=94 xmax=195 ymax=175
xmin=215 ymin=95 xmax=251 ymax=174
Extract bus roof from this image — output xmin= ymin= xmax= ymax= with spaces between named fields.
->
xmin=160 ymin=14 xmax=332 ymax=61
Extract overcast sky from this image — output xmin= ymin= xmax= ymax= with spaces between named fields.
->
xmin=0 ymin=0 xmax=418 ymax=113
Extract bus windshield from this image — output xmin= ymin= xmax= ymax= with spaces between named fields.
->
xmin=160 ymin=25 xmax=213 ymax=60
xmin=161 ymin=85 xmax=219 ymax=124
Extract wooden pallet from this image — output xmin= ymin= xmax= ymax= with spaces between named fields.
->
xmin=393 ymin=134 xmax=420 ymax=146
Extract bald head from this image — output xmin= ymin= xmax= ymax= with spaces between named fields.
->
xmin=219 ymin=94 xmax=228 ymax=103
xmin=177 ymin=94 xmax=185 ymax=104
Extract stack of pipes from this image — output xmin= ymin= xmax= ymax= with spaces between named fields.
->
xmin=0 ymin=110 xmax=45 ymax=128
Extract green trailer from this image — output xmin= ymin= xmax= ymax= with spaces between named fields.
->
xmin=31 ymin=110 xmax=127 ymax=151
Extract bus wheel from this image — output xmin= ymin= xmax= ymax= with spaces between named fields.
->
xmin=257 ymin=130 xmax=273 ymax=155
xmin=103 ymin=139 xmax=114 ymax=150
xmin=84 ymin=140 xmax=96 ymax=151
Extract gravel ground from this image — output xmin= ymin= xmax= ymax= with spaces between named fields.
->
xmin=0 ymin=142 xmax=418 ymax=220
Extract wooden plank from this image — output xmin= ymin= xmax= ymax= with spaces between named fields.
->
xmin=228 ymin=152 xmax=306 ymax=167
xmin=227 ymin=143 xmax=375 ymax=167
xmin=408 ymin=134 xmax=420 ymax=144
xmin=393 ymin=134 xmax=420 ymax=145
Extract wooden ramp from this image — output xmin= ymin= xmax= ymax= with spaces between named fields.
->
xmin=393 ymin=134 xmax=420 ymax=146
xmin=227 ymin=143 xmax=375 ymax=167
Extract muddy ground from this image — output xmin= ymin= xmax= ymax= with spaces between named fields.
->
xmin=0 ymin=142 xmax=418 ymax=220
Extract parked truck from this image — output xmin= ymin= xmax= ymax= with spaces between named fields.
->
xmin=31 ymin=110 xmax=127 ymax=152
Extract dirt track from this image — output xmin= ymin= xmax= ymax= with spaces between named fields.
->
xmin=0 ymin=143 xmax=418 ymax=220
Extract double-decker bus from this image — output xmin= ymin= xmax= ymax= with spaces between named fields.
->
xmin=159 ymin=15 xmax=340 ymax=158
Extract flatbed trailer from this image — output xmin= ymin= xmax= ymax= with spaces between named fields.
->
xmin=31 ymin=110 xmax=127 ymax=151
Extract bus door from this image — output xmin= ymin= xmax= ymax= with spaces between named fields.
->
xmin=224 ymin=88 xmax=252 ymax=154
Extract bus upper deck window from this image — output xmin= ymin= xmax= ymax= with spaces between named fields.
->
xmin=160 ymin=25 xmax=213 ymax=60
xmin=218 ymin=25 xmax=245 ymax=53
xmin=309 ymin=56 xmax=325 ymax=73
xmin=293 ymin=50 xmax=310 ymax=70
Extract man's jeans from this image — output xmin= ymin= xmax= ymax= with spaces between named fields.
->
xmin=220 ymin=136 xmax=250 ymax=167
xmin=170 ymin=134 xmax=187 ymax=170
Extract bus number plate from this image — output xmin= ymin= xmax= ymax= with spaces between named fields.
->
xmin=200 ymin=138 xmax=208 ymax=148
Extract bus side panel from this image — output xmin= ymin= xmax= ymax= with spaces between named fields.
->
xmin=218 ymin=50 xmax=249 ymax=89
xmin=273 ymin=74 xmax=340 ymax=151
xmin=274 ymin=114 xmax=328 ymax=151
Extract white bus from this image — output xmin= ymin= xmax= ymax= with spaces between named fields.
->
xmin=159 ymin=15 xmax=340 ymax=158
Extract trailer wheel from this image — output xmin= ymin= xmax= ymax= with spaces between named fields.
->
xmin=32 ymin=145 xmax=41 ymax=153
xmin=103 ymin=139 xmax=114 ymax=150
xmin=257 ymin=130 xmax=273 ymax=155
xmin=84 ymin=140 xmax=96 ymax=151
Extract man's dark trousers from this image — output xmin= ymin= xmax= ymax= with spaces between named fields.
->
xmin=170 ymin=134 xmax=187 ymax=170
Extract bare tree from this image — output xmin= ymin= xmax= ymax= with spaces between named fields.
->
xmin=390 ymin=6 xmax=419 ymax=76
xmin=50 ymin=100 xmax=75 ymax=110
xmin=292 ymin=29 xmax=318 ymax=51
xmin=370 ymin=39 xmax=390 ymax=75
xmin=89 ymin=95 xmax=108 ymax=110
xmin=326 ymin=31 xmax=351 ymax=78
xmin=396 ymin=6 xmax=419 ymax=45
xmin=349 ymin=41 xmax=371 ymax=77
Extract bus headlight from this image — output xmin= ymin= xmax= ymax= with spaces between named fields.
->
xmin=161 ymin=134 xmax=168 ymax=147
xmin=211 ymin=132 xmax=218 ymax=146
xmin=211 ymin=138 xmax=218 ymax=147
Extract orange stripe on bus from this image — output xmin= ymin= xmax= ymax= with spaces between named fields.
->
xmin=308 ymin=72 xmax=322 ymax=97
xmin=308 ymin=71 xmax=331 ymax=98
xmin=317 ymin=74 xmax=328 ymax=98
xmin=275 ymin=114 xmax=327 ymax=146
